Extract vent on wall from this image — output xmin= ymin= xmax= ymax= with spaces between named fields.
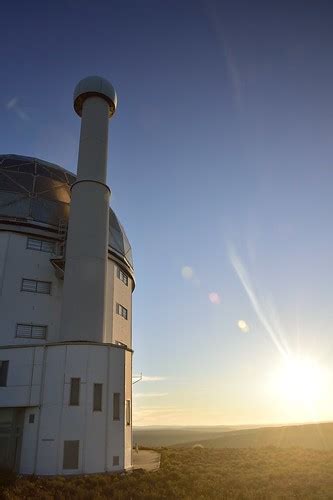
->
xmin=16 ymin=323 xmax=47 ymax=339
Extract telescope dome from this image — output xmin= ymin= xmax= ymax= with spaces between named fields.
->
xmin=0 ymin=154 xmax=133 ymax=270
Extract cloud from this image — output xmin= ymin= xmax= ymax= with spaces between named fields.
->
xmin=134 ymin=393 xmax=168 ymax=398
xmin=141 ymin=375 xmax=167 ymax=382
xmin=6 ymin=97 xmax=18 ymax=109
xmin=204 ymin=3 xmax=243 ymax=110
xmin=133 ymin=407 xmax=188 ymax=426
xmin=6 ymin=96 xmax=29 ymax=121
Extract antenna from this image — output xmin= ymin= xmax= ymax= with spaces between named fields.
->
xmin=132 ymin=373 xmax=143 ymax=385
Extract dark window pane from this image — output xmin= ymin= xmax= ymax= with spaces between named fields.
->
xmin=0 ymin=361 xmax=9 ymax=387
xmin=126 ymin=400 xmax=131 ymax=426
xmin=69 ymin=378 xmax=80 ymax=406
xmin=113 ymin=393 xmax=120 ymax=420
xmin=93 ymin=384 xmax=102 ymax=412
xmin=63 ymin=440 xmax=79 ymax=470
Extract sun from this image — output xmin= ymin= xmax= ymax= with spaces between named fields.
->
xmin=271 ymin=355 xmax=326 ymax=406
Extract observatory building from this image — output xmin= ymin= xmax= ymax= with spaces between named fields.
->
xmin=0 ymin=77 xmax=134 ymax=474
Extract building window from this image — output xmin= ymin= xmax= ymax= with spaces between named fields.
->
xmin=29 ymin=414 xmax=35 ymax=424
xmin=63 ymin=440 xmax=79 ymax=470
xmin=27 ymin=237 xmax=55 ymax=253
xmin=21 ymin=278 xmax=52 ymax=295
xmin=113 ymin=456 xmax=119 ymax=466
xmin=126 ymin=400 xmax=131 ymax=426
xmin=113 ymin=393 xmax=120 ymax=421
xmin=117 ymin=267 xmax=128 ymax=286
xmin=93 ymin=383 xmax=102 ymax=412
xmin=0 ymin=361 xmax=9 ymax=387
xmin=116 ymin=303 xmax=128 ymax=320
xmin=16 ymin=324 xmax=47 ymax=339
xmin=69 ymin=378 xmax=80 ymax=406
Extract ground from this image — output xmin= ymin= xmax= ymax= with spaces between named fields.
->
xmin=133 ymin=450 xmax=160 ymax=472
xmin=1 ymin=447 xmax=333 ymax=499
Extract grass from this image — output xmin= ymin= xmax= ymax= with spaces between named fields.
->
xmin=1 ymin=447 xmax=333 ymax=499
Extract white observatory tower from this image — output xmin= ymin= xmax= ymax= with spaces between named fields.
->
xmin=0 ymin=77 xmax=134 ymax=474
xmin=61 ymin=77 xmax=116 ymax=342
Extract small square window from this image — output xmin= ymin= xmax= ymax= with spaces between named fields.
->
xmin=21 ymin=279 xmax=51 ymax=295
xmin=116 ymin=303 xmax=128 ymax=320
xmin=27 ymin=238 xmax=55 ymax=253
xmin=16 ymin=324 xmax=47 ymax=339
xmin=117 ymin=267 xmax=128 ymax=286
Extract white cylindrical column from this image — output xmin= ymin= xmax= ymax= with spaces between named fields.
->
xmin=60 ymin=76 xmax=117 ymax=342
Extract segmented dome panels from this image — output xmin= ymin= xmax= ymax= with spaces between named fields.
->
xmin=0 ymin=155 xmax=133 ymax=269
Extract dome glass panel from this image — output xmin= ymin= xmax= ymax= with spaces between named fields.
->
xmin=0 ymin=154 xmax=133 ymax=269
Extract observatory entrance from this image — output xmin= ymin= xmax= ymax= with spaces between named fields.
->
xmin=0 ymin=408 xmax=24 ymax=472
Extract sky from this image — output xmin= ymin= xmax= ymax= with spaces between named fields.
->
xmin=1 ymin=0 xmax=333 ymax=426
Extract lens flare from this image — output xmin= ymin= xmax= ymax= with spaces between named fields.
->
xmin=181 ymin=266 xmax=193 ymax=280
xmin=209 ymin=292 xmax=220 ymax=304
xmin=238 ymin=320 xmax=249 ymax=332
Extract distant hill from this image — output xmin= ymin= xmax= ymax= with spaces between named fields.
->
xmin=133 ymin=425 xmax=236 ymax=447
xmin=173 ymin=423 xmax=333 ymax=450
xmin=134 ymin=422 xmax=333 ymax=450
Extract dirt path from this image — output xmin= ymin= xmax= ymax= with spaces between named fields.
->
xmin=132 ymin=450 xmax=160 ymax=472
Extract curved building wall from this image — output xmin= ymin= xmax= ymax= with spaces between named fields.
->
xmin=0 ymin=155 xmax=134 ymax=474
xmin=0 ymin=229 xmax=133 ymax=349
xmin=0 ymin=231 xmax=62 ymax=345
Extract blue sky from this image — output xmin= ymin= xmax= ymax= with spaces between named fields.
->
xmin=1 ymin=0 xmax=333 ymax=425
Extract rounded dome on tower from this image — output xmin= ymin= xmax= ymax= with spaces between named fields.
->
xmin=0 ymin=154 xmax=133 ymax=270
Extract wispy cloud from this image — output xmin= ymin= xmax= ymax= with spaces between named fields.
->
xmin=141 ymin=375 xmax=167 ymax=382
xmin=134 ymin=393 xmax=168 ymax=398
xmin=6 ymin=96 xmax=29 ymax=121
xmin=133 ymin=406 xmax=188 ymax=426
xmin=204 ymin=2 xmax=243 ymax=110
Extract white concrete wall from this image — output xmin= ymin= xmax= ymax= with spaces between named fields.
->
xmin=0 ymin=231 xmax=133 ymax=350
xmin=124 ymin=349 xmax=133 ymax=469
xmin=106 ymin=347 xmax=125 ymax=471
xmin=0 ymin=227 xmax=134 ymax=475
xmin=0 ymin=232 xmax=62 ymax=345
xmin=105 ymin=261 xmax=132 ymax=348
xmin=20 ymin=407 xmax=40 ymax=474
xmin=0 ymin=346 xmax=43 ymax=407
xmin=29 ymin=343 xmax=130 ymax=475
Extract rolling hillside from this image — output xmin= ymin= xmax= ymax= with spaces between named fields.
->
xmin=173 ymin=422 xmax=333 ymax=450
xmin=134 ymin=422 xmax=333 ymax=450
xmin=133 ymin=425 xmax=235 ymax=447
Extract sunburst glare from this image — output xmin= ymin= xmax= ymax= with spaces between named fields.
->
xmin=270 ymin=355 xmax=327 ymax=406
